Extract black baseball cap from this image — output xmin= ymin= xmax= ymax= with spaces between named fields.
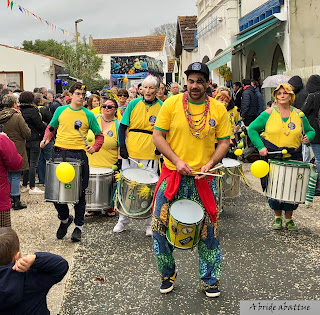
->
xmin=184 ymin=62 xmax=210 ymax=81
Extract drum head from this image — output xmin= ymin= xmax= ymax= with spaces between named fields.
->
xmin=170 ymin=199 xmax=204 ymax=224
xmin=222 ymin=158 xmax=241 ymax=167
xmin=90 ymin=167 xmax=113 ymax=175
xmin=122 ymin=168 xmax=159 ymax=184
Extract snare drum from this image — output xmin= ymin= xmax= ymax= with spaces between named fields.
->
xmin=266 ymin=159 xmax=311 ymax=204
xmin=167 ymin=199 xmax=204 ymax=249
xmin=85 ymin=167 xmax=113 ymax=210
xmin=117 ymin=168 xmax=159 ymax=219
xmin=45 ymin=158 xmax=82 ymax=204
xmin=221 ymin=158 xmax=242 ymax=198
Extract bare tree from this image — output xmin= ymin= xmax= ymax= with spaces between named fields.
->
xmin=150 ymin=23 xmax=176 ymax=47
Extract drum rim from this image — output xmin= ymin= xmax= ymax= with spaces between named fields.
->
xmin=121 ymin=168 xmax=159 ymax=184
xmin=89 ymin=167 xmax=114 ymax=175
xmin=269 ymin=159 xmax=310 ymax=168
xmin=222 ymin=157 xmax=241 ymax=167
xmin=169 ymin=198 xmax=204 ymax=224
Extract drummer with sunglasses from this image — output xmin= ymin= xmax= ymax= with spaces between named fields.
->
xmin=113 ymin=75 xmax=163 ymax=236
xmin=248 ymin=83 xmax=315 ymax=231
xmin=152 ymin=62 xmax=230 ymax=297
xmin=86 ymin=99 xmax=120 ymax=217
xmin=40 ymin=82 xmax=104 ymax=242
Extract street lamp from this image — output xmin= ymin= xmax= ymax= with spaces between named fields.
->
xmin=75 ymin=19 xmax=83 ymax=45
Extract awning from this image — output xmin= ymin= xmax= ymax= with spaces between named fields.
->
xmin=207 ymin=17 xmax=279 ymax=71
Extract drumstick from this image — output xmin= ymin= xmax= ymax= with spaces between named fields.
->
xmin=268 ymin=149 xmax=288 ymax=155
xmin=74 ymin=120 xmax=88 ymax=146
xmin=128 ymin=157 xmax=143 ymax=168
xmin=192 ymin=171 xmax=223 ymax=177
xmin=208 ymin=164 xmax=224 ymax=172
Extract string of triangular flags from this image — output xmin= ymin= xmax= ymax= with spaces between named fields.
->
xmin=7 ymin=0 xmax=74 ymax=36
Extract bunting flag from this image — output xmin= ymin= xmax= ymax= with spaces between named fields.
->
xmin=7 ymin=1 xmax=74 ymax=37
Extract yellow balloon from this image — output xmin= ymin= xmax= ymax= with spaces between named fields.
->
xmin=234 ymin=149 xmax=243 ymax=156
xmin=56 ymin=162 xmax=75 ymax=183
xmin=250 ymin=160 xmax=269 ymax=178
xmin=123 ymin=77 xmax=129 ymax=83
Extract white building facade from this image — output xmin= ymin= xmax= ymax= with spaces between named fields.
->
xmin=0 ymin=44 xmax=64 ymax=92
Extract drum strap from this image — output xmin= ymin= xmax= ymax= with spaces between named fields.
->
xmin=129 ymin=129 xmax=153 ymax=135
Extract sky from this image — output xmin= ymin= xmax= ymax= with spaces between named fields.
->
xmin=1 ymin=0 xmax=197 ymax=47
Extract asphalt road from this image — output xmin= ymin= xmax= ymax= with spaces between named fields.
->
xmin=59 ymin=183 xmax=320 ymax=315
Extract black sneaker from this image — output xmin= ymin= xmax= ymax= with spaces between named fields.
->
xmin=56 ymin=215 xmax=73 ymax=239
xmin=71 ymin=227 xmax=82 ymax=242
xmin=205 ymin=287 xmax=220 ymax=298
xmin=160 ymin=272 xmax=177 ymax=294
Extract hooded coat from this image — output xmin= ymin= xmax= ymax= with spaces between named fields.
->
xmin=301 ymin=74 xmax=320 ymax=144
xmin=0 ymin=108 xmax=31 ymax=171
xmin=241 ymin=85 xmax=259 ymax=118
xmin=19 ymin=103 xmax=46 ymax=144
xmin=288 ymin=75 xmax=308 ymax=109
xmin=0 ymin=252 xmax=68 ymax=315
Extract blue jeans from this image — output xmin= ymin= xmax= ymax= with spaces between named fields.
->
xmin=23 ymin=141 xmax=41 ymax=189
xmin=8 ymin=171 xmax=21 ymax=196
xmin=37 ymin=141 xmax=54 ymax=184
xmin=311 ymin=143 xmax=320 ymax=191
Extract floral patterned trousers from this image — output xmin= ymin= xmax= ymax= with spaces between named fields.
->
xmin=151 ymin=176 xmax=221 ymax=290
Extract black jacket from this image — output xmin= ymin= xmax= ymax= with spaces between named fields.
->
xmin=49 ymin=99 xmax=62 ymax=115
xmin=241 ymin=85 xmax=259 ymax=117
xmin=20 ymin=104 xmax=46 ymax=143
xmin=233 ymin=87 xmax=243 ymax=112
xmin=301 ymin=74 xmax=320 ymax=144
xmin=288 ymin=75 xmax=308 ymax=109
xmin=0 ymin=252 xmax=68 ymax=315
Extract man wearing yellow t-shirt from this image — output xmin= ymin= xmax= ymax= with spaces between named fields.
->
xmin=40 ymin=82 xmax=104 ymax=242
xmin=152 ymin=62 xmax=230 ymax=297
xmin=113 ymin=75 xmax=163 ymax=236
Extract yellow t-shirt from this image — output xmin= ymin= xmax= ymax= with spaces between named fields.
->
xmin=227 ymin=106 xmax=241 ymax=139
xmin=263 ymin=107 xmax=303 ymax=149
xmin=87 ymin=116 xmax=119 ymax=168
xmin=91 ymin=106 xmax=101 ymax=115
xmin=50 ymin=105 xmax=101 ymax=150
xmin=155 ymin=94 xmax=230 ymax=171
xmin=121 ymin=97 xmax=162 ymax=160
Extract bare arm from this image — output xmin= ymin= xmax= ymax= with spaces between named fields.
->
xmin=153 ymin=129 xmax=192 ymax=175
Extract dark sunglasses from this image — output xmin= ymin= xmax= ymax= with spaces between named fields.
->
xmin=118 ymin=94 xmax=128 ymax=97
xmin=101 ymin=104 xmax=117 ymax=109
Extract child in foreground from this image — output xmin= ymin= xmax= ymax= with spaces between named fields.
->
xmin=0 ymin=227 xmax=69 ymax=314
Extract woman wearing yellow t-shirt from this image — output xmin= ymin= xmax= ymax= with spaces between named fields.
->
xmin=87 ymin=98 xmax=119 ymax=216
xmin=248 ymin=84 xmax=315 ymax=231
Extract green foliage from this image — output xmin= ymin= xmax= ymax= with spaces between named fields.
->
xmin=215 ymin=65 xmax=232 ymax=81
xmin=21 ymin=38 xmax=104 ymax=90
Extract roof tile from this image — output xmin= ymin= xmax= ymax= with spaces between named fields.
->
xmin=92 ymin=35 xmax=166 ymax=54
xmin=178 ymin=16 xmax=197 ymax=47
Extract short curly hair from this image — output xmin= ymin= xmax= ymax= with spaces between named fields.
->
xmin=1 ymin=95 xmax=17 ymax=108
xmin=19 ymin=91 xmax=34 ymax=104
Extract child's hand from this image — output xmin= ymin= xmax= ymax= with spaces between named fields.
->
xmin=12 ymin=254 xmax=36 ymax=272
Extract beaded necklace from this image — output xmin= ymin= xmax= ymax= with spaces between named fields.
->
xmin=182 ymin=92 xmax=211 ymax=139
xmin=277 ymin=105 xmax=291 ymax=136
